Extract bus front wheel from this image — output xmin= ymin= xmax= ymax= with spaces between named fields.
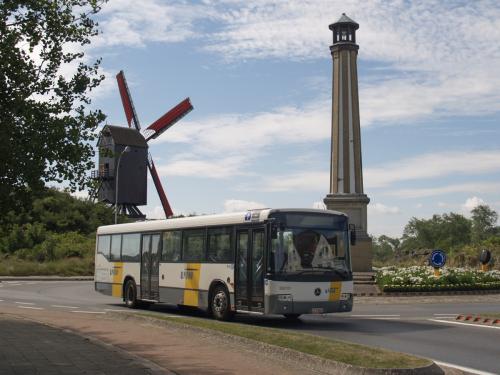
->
xmin=124 ymin=280 xmax=138 ymax=309
xmin=211 ymin=285 xmax=233 ymax=321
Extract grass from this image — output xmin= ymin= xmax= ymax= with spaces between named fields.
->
xmin=139 ymin=313 xmax=430 ymax=369
xmin=0 ymin=257 xmax=93 ymax=276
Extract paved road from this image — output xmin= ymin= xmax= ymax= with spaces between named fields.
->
xmin=1 ymin=281 xmax=499 ymax=374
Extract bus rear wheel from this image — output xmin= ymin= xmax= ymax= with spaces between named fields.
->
xmin=124 ymin=280 xmax=138 ymax=309
xmin=211 ymin=285 xmax=233 ymax=321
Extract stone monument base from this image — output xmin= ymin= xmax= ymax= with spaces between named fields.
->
xmin=324 ymin=193 xmax=373 ymax=272
xmin=350 ymin=236 xmax=373 ymax=272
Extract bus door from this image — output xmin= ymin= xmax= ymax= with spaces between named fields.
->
xmin=140 ymin=233 xmax=161 ymax=300
xmin=235 ymin=228 xmax=265 ymax=312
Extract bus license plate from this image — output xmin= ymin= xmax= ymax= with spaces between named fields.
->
xmin=311 ymin=308 xmax=324 ymax=314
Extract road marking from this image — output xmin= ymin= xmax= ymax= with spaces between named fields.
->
xmin=51 ymin=305 xmax=79 ymax=309
xmin=71 ymin=311 xmax=106 ymax=314
xmin=429 ymin=319 xmax=500 ymax=330
xmin=433 ymin=313 xmax=458 ymax=316
xmin=0 ymin=299 xmax=3 ymax=302
xmin=18 ymin=306 xmax=44 ymax=310
xmin=350 ymin=314 xmax=400 ymax=317
xmin=15 ymin=302 xmax=35 ymax=305
xmin=433 ymin=360 xmax=496 ymax=375
xmin=104 ymin=308 xmax=128 ymax=312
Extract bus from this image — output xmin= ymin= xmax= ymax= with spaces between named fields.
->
xmin=95 ymin=208 xmax=355 ymax=320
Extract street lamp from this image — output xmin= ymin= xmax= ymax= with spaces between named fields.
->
xmin=115 ymin=146 xmax=131 ymax=224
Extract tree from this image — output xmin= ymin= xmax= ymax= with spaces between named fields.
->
xmin=471 ymin=205 xmax=498 ymax=243
xmin=373 ymin=235 xmax=401 ymax=263
xmin=402 ymin=213 xmax=471 ymax=251
xmin=0 ymin=1 xmax=107 ymax=215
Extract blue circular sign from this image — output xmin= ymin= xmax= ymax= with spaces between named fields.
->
xmin=429 ymin=249 xmax=446 ymax=268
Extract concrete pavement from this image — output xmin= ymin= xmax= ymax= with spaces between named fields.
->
xmin=0 ymin=316 xmax=166 ymax=375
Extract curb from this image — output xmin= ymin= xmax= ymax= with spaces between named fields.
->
xmin=0 ymin=276 xmax=93 ymax=281
xmin=455 ymin=315 xmax=500 ymax=326
xmin=108 ymin=312 xmax=443 ymax=375
xmin=354 ymin=289 xmax=500 ymax=297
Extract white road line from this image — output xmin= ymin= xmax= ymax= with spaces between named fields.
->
xmin=429 ymin=319 xmax=500 ymax=330
xmin=350 ymin=314 xmax=400 ymax=317
xmin=18 ymin=306 xmax=44 ymax=310
xmin=71 ymin=311 xmax=106 ymax=314
xmin=0 ymin=299 xmax=4 ymax=302
xmin=51 ymin=305 xmax=79 ymax=309
xmin=104 ymin=309 xmax=127 ymax=312
xmin=433 ymin=313 xmax=458 ymax=316
xmin=433 ymin=360 xmax=496 ymax=375
xmin=15 ymin=302 xmax=35 ymax=305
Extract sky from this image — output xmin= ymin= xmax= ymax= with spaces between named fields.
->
xmin=76 ymin=0 xmax=500 ymax=237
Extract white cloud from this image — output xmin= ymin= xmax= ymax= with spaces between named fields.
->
xmin=143 ymin=205 xmax=166 ymax=220
xmin=368 ymin=203 xmax=400 ymax=215
xmin=223 ymin=199 xmax=267 ymax=213
xmin=365 ymin=150 xmax=500 ymax=189
xmin=90 ymin=1 xmax=500 ymax=126
xmin=156 ymin=155 xmax=249 ymax=179
xmin=94 ymin=0 xmax=211 ymax=48
xmin=391 ymin=182 xmax=500 ymax=199
xmin=154 ymin=101 xmax=329 ymax=153
xmin=312 ymin=201 xmax=326 ymax=210
xmin=259 ymin=171 xmax=328 ymax=192
xmin=462 ymin=196 xmax=485 ymax=212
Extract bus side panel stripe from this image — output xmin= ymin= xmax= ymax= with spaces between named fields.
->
xmin=112 ymin=262 xmax=124 ymax=297
xmin=183 ymin=263 xmax=201 ymax=306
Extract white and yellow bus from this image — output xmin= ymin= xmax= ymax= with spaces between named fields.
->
xmin=95 ymin=208 xmax=355 ymax=320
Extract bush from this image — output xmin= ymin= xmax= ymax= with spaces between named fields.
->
xmin=377 ymin=266 xmax=500 ymax=293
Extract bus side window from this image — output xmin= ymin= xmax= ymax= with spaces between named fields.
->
xmin=162 ymin=231 xmax=182 ymax=262
xmin=207 ymin=227 xmax=232 ymax=262
xmin=97 ymin=235 xmax=111 ymax=260
xmin=110 ymin=234 xmax=122 ymax=261
xmin=122 ymin=233 xmax=140 ymax=262
xmin=182 ymin=229 xmax=205 ymax=262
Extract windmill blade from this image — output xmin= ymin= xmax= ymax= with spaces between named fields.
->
xmin=116 ymin=71 xmax=141 ymax=130
xmin=143 ymin=98 xmax=193 ymax=142
xmin=147 ymin=153 xmax=174 ymax=218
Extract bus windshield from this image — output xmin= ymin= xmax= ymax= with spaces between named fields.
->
xmin=268 ymin=213 xmax=350 ymax=276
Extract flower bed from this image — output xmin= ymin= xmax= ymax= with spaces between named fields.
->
xmin=376 ymin=266 xmax=500 ymax=293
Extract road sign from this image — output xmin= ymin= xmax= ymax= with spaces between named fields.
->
xmin=429 ymin=249 xmax=446 ymax=268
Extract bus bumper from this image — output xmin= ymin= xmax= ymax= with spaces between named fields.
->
xmin=265 ymin=295 xmax=353 ymax=315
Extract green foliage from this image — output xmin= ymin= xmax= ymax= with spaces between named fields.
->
xmin=471 ymin=205 xmax=499 ymax=243
xmin=373 ymin=205 xmax=500 ymax=269
xmin=0 ymin=188 xmax=114 ymax=274
xmin=402 ymin=212 xmax=471 ymax=251
xmin=0 ymin=0 xmax=107 ymax=214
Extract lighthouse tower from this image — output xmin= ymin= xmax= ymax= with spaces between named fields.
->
xmin=323 ymin=13 xmax=373 ymax=271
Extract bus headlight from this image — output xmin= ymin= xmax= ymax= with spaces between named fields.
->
xmin=340 ymin=293 xmax=352 ymax=301
xmin=277 ymin=294 xmax=293 ymax=302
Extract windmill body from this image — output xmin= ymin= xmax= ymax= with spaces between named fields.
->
xmin=92 ymin=71 xmax=193 ymax=219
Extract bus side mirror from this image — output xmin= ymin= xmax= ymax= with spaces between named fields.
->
xmin=349 ymin=224 xmax=356 ymax=246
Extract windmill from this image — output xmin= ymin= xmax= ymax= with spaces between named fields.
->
xmin=115 ymin=70 xmax=193 ymax=218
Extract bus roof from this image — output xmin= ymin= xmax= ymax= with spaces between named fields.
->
xmin=96 ymin=208 xmax=347 ymax=235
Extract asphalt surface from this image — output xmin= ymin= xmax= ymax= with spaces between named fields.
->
xmin=0 ymin=280 xmax=499 ymax=374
